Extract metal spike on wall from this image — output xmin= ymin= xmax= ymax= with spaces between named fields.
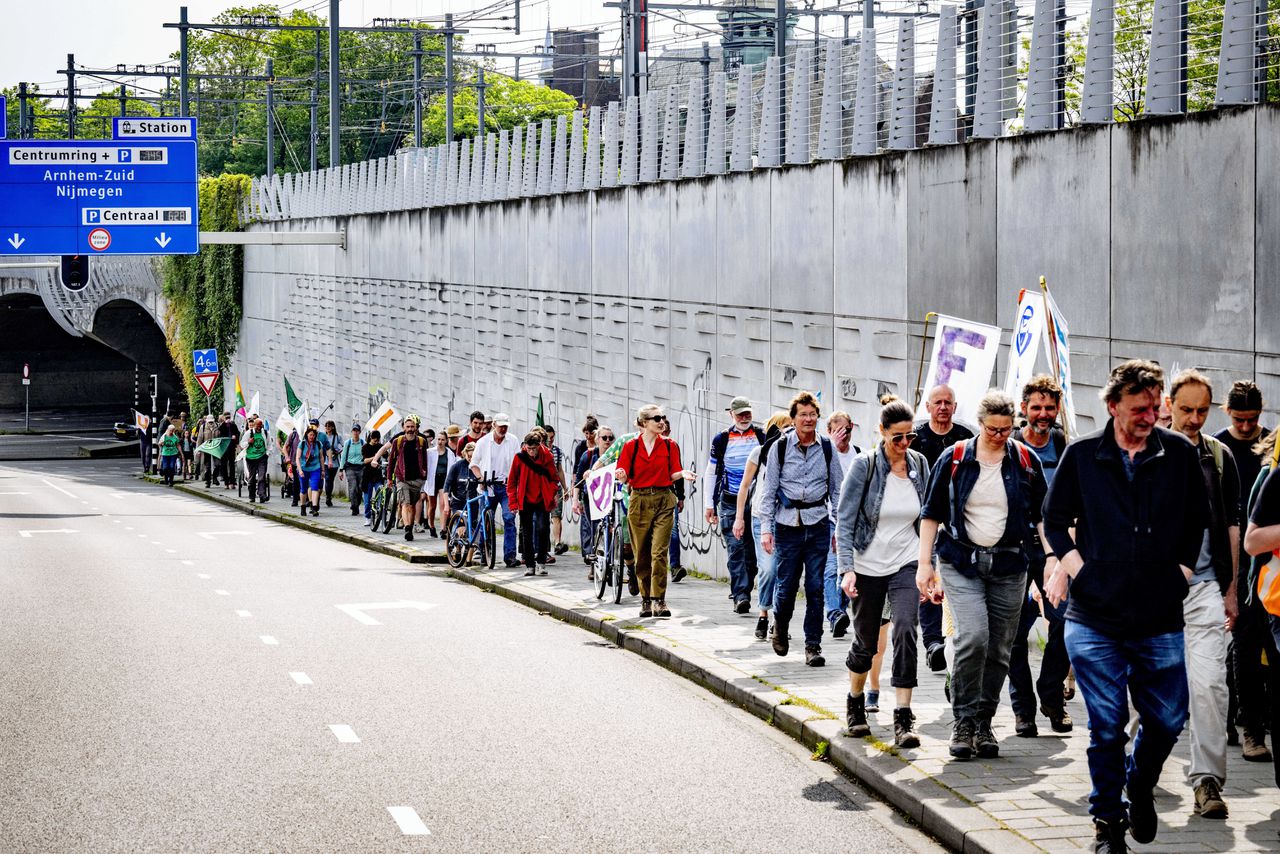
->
xmin=602 ymin=101 xmax=621 ymax=188
xmin=786 ymin=47 xmax=813 ymax=164
xmin=758 ymin=56 xmax=782 ymax=168
xmin=730 ymin=65 xmax=755 ymax=171
xmin=661 ymin=86 xmax=682 ymax=180
xmin=817 ymin=41 xmax=844 ymax=160
xmin=496 ymin=130 xmax=511 ymax=200
xmin=509 ymin=126 xmax=525 ymax=199
xmin=929 ymin=6 xmax=959 ymax=145
xmin=973 ymin=0 xmax=1011 ymax=138
xmin=1145 ymin=0 xmax=1185 ymax=114
xmin=852 ymin=30 xmax=879 ymax=155
xmin=1025 ymin=0 xmax=1060 ymax=131
xmin=551 ymin=114 xmax=569 ymax=193
xmin=482 ymin=133 xmax=498 ymax=201
xmin=468 ymin=135 xmax=484 ymax=201
xmin=621 ymin=96 xmax=640 ymax=186
xmin=537 ymin=118 xmax=554 ymax=195
xmin=568 ymin=110 xmax=585 ymax=191
xmin=1081 ymin=0 xmax=1114 ymax=122
xmin=1216 ymin=0 xmax=1258 ymax=104
xmin=522 ymin=123 xmax=538 ymax=197
xmin=888 ymin=20 xmax=917 ymax=150
xmin=457 ymin=139 xmax=473 ymax=203
xmin=705 ymin=72 xmax=728 ymax=174
xmin=446 ymin=142 xmax=460 ymax=205
xmin=584 ymin=106 xmax=603 ymax=190
xmin=640 ymin=92 xmax=660 ymax=182
xmin=682 ymin=77 xmax=706 ymax=179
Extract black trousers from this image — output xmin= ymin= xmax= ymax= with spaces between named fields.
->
xmin=519 ymin=506 xmax=550 ymax=567
xmin=246 ymin=456 xmax=269 ymax=501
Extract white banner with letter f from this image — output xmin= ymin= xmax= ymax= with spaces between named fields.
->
xmin=923 ymin=314 xmax=1002 ymax=425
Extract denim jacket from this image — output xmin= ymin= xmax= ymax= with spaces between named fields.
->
xmin=835 ymin=444 xmax=930 ymax=572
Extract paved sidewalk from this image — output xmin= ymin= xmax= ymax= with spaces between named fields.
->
xmin=148 ymin=474 xmax=1280 ymax=853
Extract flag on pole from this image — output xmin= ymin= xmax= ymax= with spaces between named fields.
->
xmin=284 ymin=376 xmax=303 ymax=417
xmin=234 ymin=376 xmax=247 ymax=419
xmin=247 ymin=391 xmax=260 ymax=421
xmin=365 ymin=400 xmax=402 ymax=437
xmin=922 ymin=314 xmax=1002 ymax=426
xmin=134 ymin=410 xmax=151 ymax=431
xmin=535 ymin=394 xmax=547 ymax=429
xmin=1003 ymin=290 xmax=1046 ymax=399
xmin=276 ymin=407 xmax=296 ymax=450
xmin=1039 ymin=280 xmax=1078 ymax=438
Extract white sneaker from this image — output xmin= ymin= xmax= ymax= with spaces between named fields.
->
xmin=362 ymin=519 xmax=371 ymax=527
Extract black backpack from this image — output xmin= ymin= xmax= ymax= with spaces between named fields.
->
xmin=710 ymin=426 xmax=767 ymax=504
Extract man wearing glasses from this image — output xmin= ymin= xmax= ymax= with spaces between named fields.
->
xmin=912 ymin=385 xmax=975 ymax=672
xmin=703 ymin=396 xmax=766 ymax=615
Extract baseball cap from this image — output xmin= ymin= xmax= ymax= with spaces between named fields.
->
xmin=727 ymin=396 xmax=753 ymax=415
xmin=492 ymin=413 xmax=511 ymax=427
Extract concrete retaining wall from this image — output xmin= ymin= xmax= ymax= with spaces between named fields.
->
xmin=235 ymin=105 xmax=1278 ymax=573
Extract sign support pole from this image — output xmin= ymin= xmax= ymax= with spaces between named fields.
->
xmin=149 ymin=373 xmax=158 ymax=474
xmin=24 ymin=383 xmax=29 ymax=433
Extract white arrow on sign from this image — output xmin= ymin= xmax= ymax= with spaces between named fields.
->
xmin=7 ymin=233 xmax=24 ymax=250
xmin=155 ymin=232 xmax=172 ymax=249
xmin=18 ymin=529 xmax=78 ymax=537
xmin=196 ymin=531 xmax=252 ymax=540
xmin=335 ymin=601 xmax=438 ymax=626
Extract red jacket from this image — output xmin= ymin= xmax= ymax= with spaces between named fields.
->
xmin=507 ymin=446 xmax=558 ymax=511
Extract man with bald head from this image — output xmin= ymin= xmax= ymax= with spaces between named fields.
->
xmin=912 ymin=384 xmax=975 ymax=672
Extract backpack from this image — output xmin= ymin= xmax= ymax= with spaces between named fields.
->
xmin=623 ymin=436 xmax=676 ymax=486
xmin=946 ymin=439 xmax=1036 ymax=540
xmin=770 ymin=432 xmax=836 ymax=510
xmin=772 ymin=431 xmax=834 ymax=473
xmin=711 ymin=426 xmax=766 ymax=503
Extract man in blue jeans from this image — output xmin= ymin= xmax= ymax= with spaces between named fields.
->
xmin=1044 ymin=360 xmax=1208 ymax=854
xmin=471 ymin=412 xmax=520 ymax=566
xmin=758 ymin=391 xmax=843 ymax=667
xmin=703 ymin=396 xmax=764 ymax=613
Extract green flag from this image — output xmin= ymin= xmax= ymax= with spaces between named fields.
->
xmin=196 ymin=437 xmax=234 ymax=459
xmin=284 ymin=376 xmax=302 ymax=416
xmin=535 ymin=394 xmax=546 ymax=429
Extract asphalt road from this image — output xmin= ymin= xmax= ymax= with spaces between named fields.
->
xmin=1 ymin=456 xmax=942 ymax=853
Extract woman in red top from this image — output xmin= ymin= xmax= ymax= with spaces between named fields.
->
xmin=508 ymin=430 xmax=560 ymax=576
xmin=616 ymin=405 xmax=695 ymax=618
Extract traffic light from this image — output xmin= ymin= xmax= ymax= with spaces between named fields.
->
xmin=60 ymin=255 xmax=90 ymax=291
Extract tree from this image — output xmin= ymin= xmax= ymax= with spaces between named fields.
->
xmin=420 ymin=71 xmax=578 ymax=146
xmin=1 ymin=84 xmax=67 ymax=139
xmin=1017 ymin=25 xmax=1089 ymax=128
xmin=77 ymin=91 xmax=160 ymax=140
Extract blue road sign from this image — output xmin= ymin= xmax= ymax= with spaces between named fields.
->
xmin=113 ymin=116 xmax=197 ymax=140
xmin=0 ymin=96 xmax=6 ymax=140
xmin=192 ymin=348 xmax=219 ymax=375
xmin=0 ymin=139 xmax=198 ymax=256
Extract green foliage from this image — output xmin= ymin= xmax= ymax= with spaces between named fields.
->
xmin=76 ymin=92 xmax=160 ymax=140
xmin=420 ymin=73 xmax=579 ymax=145
xmin=1 ymin=84 xmax=70 ymax=139
xmin=810 ymin=740 xmax=830 ymax=761
xmin=161 ymin=174 xmax=251 ymax=412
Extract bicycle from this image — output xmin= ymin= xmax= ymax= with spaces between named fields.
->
xmin=445 ymin=480 xmax=497 ymax=570
xmin=369 ymin=469 xmax=397 ymax=534
xmin=593 ymin=481 xmax=629 ymax=605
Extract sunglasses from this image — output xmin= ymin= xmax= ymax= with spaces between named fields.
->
xmin=600 ymin=435 xmax=615 ymax=442
xmin=888 ymin=432 xmax=917 ymax=444
xmin=647 ymin=415 xmax=667 ymax=423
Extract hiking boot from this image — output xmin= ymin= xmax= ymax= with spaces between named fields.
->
xmin=1042 ymin=704 xmax=1074 ymax=733
xmin=845 ymin=693 xmax=871 ymax=737
xmin=1193 ymin=778 xmax=1228 ymax=819
xmin=1015 ymin=715 xmax=1039 ymax=738
xmin=865 ymin=690 xmax=880 ymax=714
xmin=771 ymin=624 xmax=789 ymax=657
xmin=975 ymin=719 xmax=999 ymax=757
xmin=300 ymin=503 xmax=308 ymax=517
xmin=1242 ymin=730 xmax=1272 ymax=762
xmin=893 ymin=707 xmax=920 ymax=749
xmin=927 ymin=642 xmax=947 ymax=672
xmin=311 ymin=506 xmax=319 ymax=517
xmin=554 ymin=542 xmax=569 ymax=555
xmin=655 ymin=601 xmax=671 ymax=617
xmin=1126 ymin=784 xmax=1157 ymax=843
xmin=627 ymin=570 xmax=640 ymax=596
xmin=1093 ymin=818 xmax=1129 ymax=854
xmin=754 ymin=615 xmax=769 ymax=640
xmin=404 ymin=526 xmax=414 ymax=542
xmin=326 ymin=498 xmax=333 ymax=507
xmin=671 ymin=567 xmax=687 ymax=583
xmin=804 ymin=645 xmax=825 ymax=667
xmin=640 ymin=598 xmax=653 ymax=618
xmin=949 ymin=718 xmax=976 ymax=759
xmin=832 ymin=611 xmax=850 ymax=638
xmin=734 ymin=598 xmax=750 ymax=615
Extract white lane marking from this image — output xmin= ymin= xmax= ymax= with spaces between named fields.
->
xmin=112 ymin=520 xmax=121 ymax=524
xmin=166 ymin=549 xmax=176 ymax=554
xmin=0 ymin=491 xmax=31 ymax=495
xmin=137 ymin=534 xmax=147 ymax=538
xmin=124 ymin=526 xmax=134 ymax=531
xmin=289 ymin=672 xmax=313 ymax=685
xmin=197 ymin=574 xmax=211 ymax=579
xmin=196 ymin=531 xmax=252 ymax=540
xmin=235 ymin=610 xmax=252 ymax=617
xmin=18 ymin=529 xmax=78 ymax=537
xmin=259 ymin=635 xmax=278 ymax=645
xmin=335 ymin=601 xmax=438 ymax=626
xmin=387 ymin=807 xmax=431 ymax=836
xmin=151 ymin=541 xmax=163 ymax=546
xmin=181 ymin=560 xmax=194 ymax=566
xmin=328 ymin=724 xmax=360 ymax=743
xmin=41 ymin=478 xmax=76 ymax=498
xmin=214 ymin=590 xmax=229 ymax=596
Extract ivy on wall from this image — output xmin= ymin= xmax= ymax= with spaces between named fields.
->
xmin=161 ymin=174 xmax=251 ymax=414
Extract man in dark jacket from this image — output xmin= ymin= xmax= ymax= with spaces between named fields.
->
xmin=1044 ymin=359 xmax=1209 ymax=853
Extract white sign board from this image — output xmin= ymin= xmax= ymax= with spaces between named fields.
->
xmin=923 ymin=314 xmax=1002 ymax=425
xmin=585 ymin=464 xmax=618 ymax=521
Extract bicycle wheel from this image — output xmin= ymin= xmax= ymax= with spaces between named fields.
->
xmin=611 ymin=518 xmax=626 ymax=605
xmin=382 ymin=490 xmax=400 ymax=534
xmin=445 ymin=512 xmax=468 ymax=568
xmin=593 ymin=525 xmax=607 ymax=600
xmin=483 ymin=506 xmax=497 ymax=569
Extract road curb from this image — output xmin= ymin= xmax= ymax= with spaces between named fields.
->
xmin=144 ymin=473 xmax=1038 ymax=853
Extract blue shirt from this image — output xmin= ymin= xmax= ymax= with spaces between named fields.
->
xmin=704 ymin=425 xmax=762 ymax=509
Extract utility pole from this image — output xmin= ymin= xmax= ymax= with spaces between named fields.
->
xmin=179 ymin=5 xmax=190 ymax=116
xmin=476 ymin=66 xmax=487 ymax=143
xmin=118 ymin=85 xmax=128 ymax=118
xmin=65 ymin=54 xmax=76 ymax=139
xmin=701 ymin=41 xmax=711 ymax=154
xmin=265 ymin=58 xmax=275 ymax=178
xmin=149 ymin=373 xmax=158 ymax=475
xmin=313 ymin=31 xmax=323 ymax=168
xmin=775 ymin=0 xmax=786 ymax=163
xmin=329 ymin=0 xmax=340 ymax=166
xmin=445 ymin=13 xmax=456 ymax=141
xmin=17 ymin=82 xmax=28 ymax=139
xmin=626 ymin=0 xmax=649 ymax=98
xmin=413 ymin=31 xmax=423 ymax=148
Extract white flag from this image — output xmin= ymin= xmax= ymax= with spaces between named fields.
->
xmin=1003 ymin=291 xmax=1046 ymax=399
xmin=365 ymin=400 xmax=403 ymax=438
xmin=923 ymin=314 xmax=1003 ymax=425
xmin=585 ymin=464 xmax=619 ymax=521
xmin=1041 ymin=288 xmax=1078 ymax=438
xmin=247 ymin=391 xmax=260 ymax=421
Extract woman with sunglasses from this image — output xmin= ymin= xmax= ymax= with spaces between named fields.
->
xmin=615 ymin=405 xmax=695 ymax=618
xmin=916 ymin=390 xmax=1050 ymax=762
xmin=837 ymin=395 xmax=930 ymax=749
